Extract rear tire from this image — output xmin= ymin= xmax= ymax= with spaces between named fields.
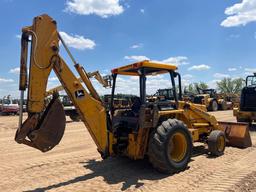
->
xmin=70 ymin=113 xmax=81 ymax=122
xmin=208 ymin=130 xmax=226 ymax=156
xmin=148 ymin=119 xmax=192 ymax=174
xmin=219 ymin=101 xmax=227 ymax=110
xmin=208 ymin=100 xmax=218 ymax=111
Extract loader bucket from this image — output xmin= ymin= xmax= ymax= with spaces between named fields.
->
xmin=218 ymin=121 xmax=252 ymax=148
xmin=15 ymin=97 xmax=66 ymax=152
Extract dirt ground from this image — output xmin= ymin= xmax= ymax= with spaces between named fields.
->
xmin=1 ymin=110 xmax=256 ymax=192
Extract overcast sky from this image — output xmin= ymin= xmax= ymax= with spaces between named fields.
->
xmin=0 ymin=0 xmax=256 ymax=97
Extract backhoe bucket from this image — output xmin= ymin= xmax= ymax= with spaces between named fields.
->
xmin=218 ymin=121 xmax=252 ymax=148
xmin=15 ymin=97 xmax=66 ymax=152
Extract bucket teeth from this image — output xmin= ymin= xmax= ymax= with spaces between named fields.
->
xmin=15 ymin=97 xmax=66 ymax=152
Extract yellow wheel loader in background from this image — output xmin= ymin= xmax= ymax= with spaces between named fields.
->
xmin=193 ymin=88 xmax=228 ymax=111
xmin=234 ymin=73 xmax=256 ymax=124
xmin=15 ymin=14 xmax=252 ymax=174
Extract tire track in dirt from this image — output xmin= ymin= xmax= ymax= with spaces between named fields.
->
xmin=1 ymin=111 xmax=256 ymax=192
xmin=229 ymin=171 xmax=256 ymax=192
xmin=131 ymin=145 xmax=256 ymax=192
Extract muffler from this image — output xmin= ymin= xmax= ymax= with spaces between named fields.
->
xmin=15 ymin=97 xmax=66 ymax=152
xmin=218 ymin=121 xmax=252 ymax=148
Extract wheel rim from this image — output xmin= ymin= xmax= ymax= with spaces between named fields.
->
xmin=217 ymin=135 xmax=225 ymax=152
xmin=168 ymin=132 xmax=187 ymax=162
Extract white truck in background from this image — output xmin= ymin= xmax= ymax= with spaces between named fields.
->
xmin=0 ymin=95 xmax=20 ymax=115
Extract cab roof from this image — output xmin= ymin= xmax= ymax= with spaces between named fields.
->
xmin=111 ymin=60 xmax=177 ymax=76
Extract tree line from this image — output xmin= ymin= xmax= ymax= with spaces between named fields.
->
xmin=185 ymin=77 xmax=245 ymax=94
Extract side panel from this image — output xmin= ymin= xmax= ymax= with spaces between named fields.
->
xmin=126 ymin=106 xmax=152 ymax=159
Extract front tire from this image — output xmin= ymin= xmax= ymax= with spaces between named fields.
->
xmin=208 ymin=130 xmax=226 ymax=156
xmin=148 ymin=119 xmax=192 ymax=174
xmin=208 ymin=100 xmax=218 ymax=111
xmin=69 ymin=113 xmax=81 ymax=122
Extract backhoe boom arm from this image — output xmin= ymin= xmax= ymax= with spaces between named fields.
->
xmin=15 ymin=14 xmax=109 ymax=157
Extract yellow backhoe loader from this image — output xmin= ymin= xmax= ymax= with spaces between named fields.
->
xmin=15 ymin=14 xmax=252 ymax=174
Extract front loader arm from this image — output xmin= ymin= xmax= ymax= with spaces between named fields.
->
xmin=15 ymin=14 xmax=109 ymax=157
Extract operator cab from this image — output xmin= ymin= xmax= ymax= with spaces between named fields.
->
xmin=197 ymin=88 xmax=216 ymax=98
xmin=109 ymin=60 xmax=182 ymax=153
xmin=240 ymin=74 xmax=256 ymax=111
xmin=246 ymin=74 xmax=256 ymax=87
xmin=110 ymin=60 xmax=182 ymax=114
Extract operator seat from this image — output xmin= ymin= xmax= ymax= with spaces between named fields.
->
xmin=112 ymin=97 xmax=141 ymax=135
xmin=130 ymin=96 xmax=141 ymax=116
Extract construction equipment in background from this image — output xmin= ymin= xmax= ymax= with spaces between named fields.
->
xmin=153 ymin=88 xmax=235 ymax=110
xmin=192 ymin=87 xmax=228 ymax=111
xmin=59 ymin=95 xmax=81 ymax=121
xmin=102 ymin=94 xmax=133 ymax=110
xmin=234 ymin=73 xmax=256 ymax=124
xmin=19 ymin=99 xmax=27 ymax=112
xmin=147 ymin=88 xmax=175 ymax=102
xmin=15 ymin=15 xmax=252 ymax=174
xmin=220 ymin=93 xmax=240 ymax=109
xmin=46 ymin=71 xmax=112 ymax=121
xmin=0 ymin=95 xmax=19 ymax=115
xmin=46 ymin=71 xmax=112 ymax=97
